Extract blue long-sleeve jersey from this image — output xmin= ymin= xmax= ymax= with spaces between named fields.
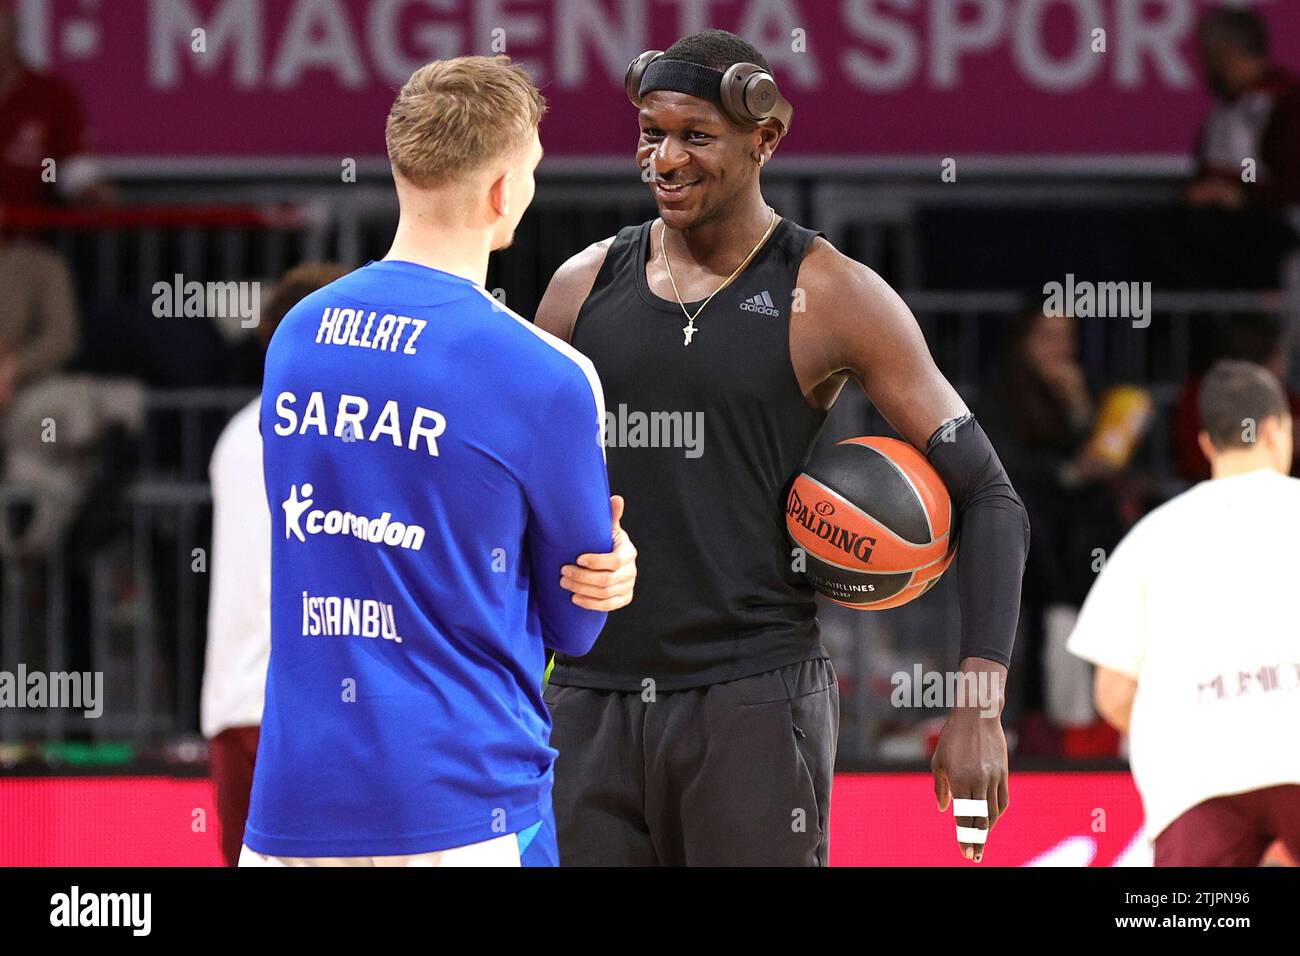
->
xmin=244 ymin=259 xmax=612 ymax=857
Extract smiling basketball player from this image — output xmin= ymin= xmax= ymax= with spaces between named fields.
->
xmin=538 ymin=29 xmax=1031 ymax=866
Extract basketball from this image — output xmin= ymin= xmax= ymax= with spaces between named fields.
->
xmin=786 ymin=437 xmax=956 ymax=609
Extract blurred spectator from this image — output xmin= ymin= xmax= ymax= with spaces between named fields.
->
xmin=0 ymin=2 xmax=114 ymax=207
xmin=1190 ymin=8 xmax=1300 ymax=215
xmin=1150 ymin=7 xmax=1300 ymax=289
xmin=0 ymin=236 xmax=138 ymax=682
xmin=1173 ymin=315 xmax=1300 ymax=482
xmin=0 ymin=234 xmax=79 ymax=412
xmin=201 ymin=262 xmax=348 ymax=867
xmin=0 ymin=376 xmax=144 ymax=560
xmin=978 ymin=310 xmax=1126 ymax=758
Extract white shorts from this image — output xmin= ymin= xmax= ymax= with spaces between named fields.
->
xmin=238 ymin=833 xmax=521 ymax=867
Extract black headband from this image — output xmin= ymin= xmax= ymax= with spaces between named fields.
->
xmin=638 ymin=59 xmax=724 ymax=103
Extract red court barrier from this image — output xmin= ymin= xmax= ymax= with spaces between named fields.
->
xmin=0 ymin=771 xmax=1148 ymax=867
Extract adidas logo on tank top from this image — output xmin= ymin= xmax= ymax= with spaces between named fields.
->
xmin=739 ymin=290 xmax=780 ymax=316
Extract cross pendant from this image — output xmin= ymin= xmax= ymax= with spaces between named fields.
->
xmin=682 ymin=321 xmax=697 ymax=346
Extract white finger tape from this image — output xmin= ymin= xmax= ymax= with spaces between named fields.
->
xmin=955 ymin=825 xmax=989 ymax=844
xmin=951 ymin=796 xmax=987 ymax=816
xmin=952 ymin=798 xmax=989 ymax=818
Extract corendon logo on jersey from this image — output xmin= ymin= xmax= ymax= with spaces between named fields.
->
xmin=282 ymin=483 xmax=426 ymax=551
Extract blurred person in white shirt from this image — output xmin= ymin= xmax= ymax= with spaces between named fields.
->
xmin=201 ymin=262 xmax=347 ymax=866
xmin=1068 ymin=359 xmax=1300 ymax=866
xmin=0 ymin=235 xmax=79 ymax=412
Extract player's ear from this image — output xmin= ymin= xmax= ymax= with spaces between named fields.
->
xmin=489 ymin=170 xmax=512 ymax=219
xmin=1282 ymin=413 xmax=1297 ymax=470
xmin=753 ymin=121 xmax=783 ymax=166
xmin=1196 ymin=430 xmax=1217 ymax=464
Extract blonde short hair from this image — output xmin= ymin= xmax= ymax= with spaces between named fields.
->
xmin=385 ymin=56 xmax=546 ymax=188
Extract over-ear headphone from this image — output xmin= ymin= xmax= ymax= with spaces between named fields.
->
xmin=624 ymin=51 xmax=793 ymax=133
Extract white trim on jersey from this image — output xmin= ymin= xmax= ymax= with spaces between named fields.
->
xmin=471 ymin=286 xmax=607 ymax=461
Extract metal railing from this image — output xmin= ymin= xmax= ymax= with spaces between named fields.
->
xmin=3 ymin=204 xmax=327 ymax=307
xmin=15 ymin=185 xmax=1290 ymax=330
xmin=142 ymin=388 xmax=258 ymax=482
xmin=15 ymin=171 xmax=1208 ymax=304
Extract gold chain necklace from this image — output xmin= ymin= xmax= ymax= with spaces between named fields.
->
xmin=661 ymin=208 xmax=779 ymax=346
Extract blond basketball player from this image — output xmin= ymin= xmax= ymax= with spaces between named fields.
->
xmin=239 ymin=56 xmax=634 ymax=868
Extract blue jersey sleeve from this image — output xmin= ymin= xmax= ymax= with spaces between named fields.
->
xmin=523 ymin=366 xmax=613 ymax=657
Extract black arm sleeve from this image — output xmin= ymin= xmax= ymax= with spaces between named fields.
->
xmin=924 ymin=413 xmax=1031 ymax=667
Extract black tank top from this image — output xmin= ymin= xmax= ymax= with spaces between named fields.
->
xmin=549 ymin=217 xmax=830 ymax=691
